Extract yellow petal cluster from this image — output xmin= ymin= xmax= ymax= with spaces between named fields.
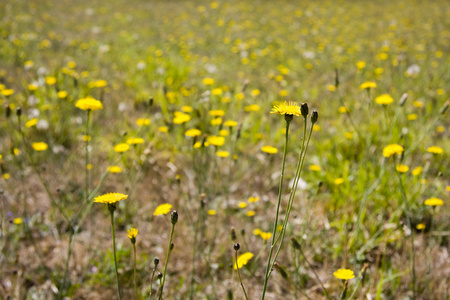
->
xmin=153 ymin=203 xmax=173 ymax=215
xmin=94 ymin=193 xmax=128 ymax=204
xmin=234 ymin=252 xmax=254 ymax=269
xmin=270 ymin=101 xmax=301 ymax=116
xmin=75 ymin=97 xmax=103 ymax=111
xmin=382 ymin=144 xmax=404 ymax=158
xmin=333 ymin=269 xmax=355 ymax=280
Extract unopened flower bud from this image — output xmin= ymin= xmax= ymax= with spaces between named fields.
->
xmin=311 ymin=110 xmax=318 ymax=124
xmin=233 ymin=243 xmax=240 ymax=251
xmin=170 ymin=242 xmax=174 ymax=251
xmin=301 ymin=103 xmax=309 ymax=117
xmin=154 ymin=258 xmax=159 ymax=266
xmin=171 ymin=210 xmax=178 ymax=225
xmin=231 ymin=227 xmax=237 ymax=241
xmin=290 ymin=237 xmax=301 ymax=250
xmin=16 ymin=107 xmax=22 ymax=117
xmin=157 ymin=272 xmax=163 ymax=279
xmin=5 ymin=105 xmax=11 ymax=118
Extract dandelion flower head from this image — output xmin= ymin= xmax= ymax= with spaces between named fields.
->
xmin=75 ymin=97 xmax=103 ymax=111
xmin=153 ymin=203 xmax=173 ymax=215
xmin=383 ymin=144 xmax=404 ymax=158
xmin=270 ymin=101 xmax=301 ymax=116
xmin=94 ymin=193 xmax=128 ymax=204
xmin=424 ymin=198 xmax=443 ymax=207
xmin=127 ymin=228 xmax=138 ymax=239
xmin=234 ymin=252 xmax=254 ymax=269
xmin=333 ymin=269 xmax=355 ymax=280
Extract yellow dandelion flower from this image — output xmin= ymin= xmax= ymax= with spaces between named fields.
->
xmin=248 ymin=196 xmax=259 ymax=203
xmin=13 ymin=218 xmax=23 ymax=224
xmin=181 ymin=106 xmax=193 ymax=113
xmin=338 ymin=106 xmax=348 ymax=113
xmin=313 ymin=124 xmax=320 ymax=131
xmin=407 ymin=114 xmax=418 ymax=120
xmin=57 ymin=91 xmax=68 ymax=98
xmin=28 ymin=84 xmax=38 ymax=91
xmin=94 ymin=193 xmax=128 ymax=204
xmin=127 ymin=228 xmax=138 ymax=239
xmin=136 ymin=118 xmax=150 ymax=126
xmin=412 ymin=166 xmax=422 ymax=176
xmin=251 ymin=89 xmax=261 ymax=97
xmin=185 ymin=129 xmax=202 ymax=137
xmin=327 ymin=84 xmax=336 ymax=92
xmin=356 ymin=61 xmax=366 ymax=70
xmin=114 ymin=143 xmax=130 ymax=153
xmin=259 ymin=232 xmax=272 ymax=241
xmin=261 ymin=146 xmax=278 ymax=154
xmin=234 ymin=252 xmax=254 ymax=269
xmin=334 ymin=178 xmax=344 ymax=185
xmin=203 ymin=78 xmax=214 ymax=85
xmin=209 ymin=110 xmax=225 ymax=117
xmin=413 ymin=101 xmax=424 ymax=108
xmin=126 ymin=137 xmax=145 ymax=145
xmin=193 ymin=141 xmax=202 ymax=148
xmin=253 ymin=228 xmax=262 ymax=236
xmin=45 ymin=76 xmax=57 ymax=85
xmin=436 ymin=126 xmax=445 ymax=133
xmin=25 ymin=118 xmax=38 ymax=128
xmin=158 ymin=126 xmax=168 ymax=133
xmin=246 ymin=211 xmax=256 ymax=217
xmin=396 ymin=164 xmax=409 ymax=173
xmin=86 ymin=164 xmax=92 ymax=170
xmin=212 ymin=88 xmax=223 ymax=96
xmin=216 ymin=151 xmax=230 ymax=158
xmin=427 ymin=146 xmax=443 ymax=154
xmin=219 ymin=129 xmax=229 ymax=136
xmin=3 ymin=173 xmax=10 ymax=180
xmin=424 ymin=198 xmax=443 ymax=207
xmin=210 ymin=117 xmax=223 ymax=126
xmin=32 ymin=142 xmax=48 ymax=151
xmin=309 ymin=165 xmax=321 ymax=171
xmin=382 ymin=144 xmax=404 ymax=158
xmin=416 ymin=223 xmax=426 ymax=230
xmin=270 ymin=101 xmax=301 ymax=116
xmin=109 ymin=166 xmax=123 ymax=173
xmin=207 ymin=136 xmax=225 ymax=146
xmin=360 ymin=81 xmax=377 ymax=89
xmin=375 ymin=94 xmax=394 ymax=105
xmin=224 ymin=120 xmax=238 ymax=127
xmin=446 ymin=186 xmax=450 ymax=192
xmin=1 ymin=89 xmax=14 ymax=96
xmin=235 ymin=92 xmax=244 ymax=100
xmin=207 ymin=210 xmax=217 ymax=215
xmin=244 ymin=104 xmax=260 ymax=112
xmin=333 ymin=269 xmax=355 ymax=280
xmin=173 ymin=112 xmax=191 ymax=124
xmin=75 ymin=97 xmax=103 ymax=111
xmin=238 ymin=202 xmax=247 ymax=208
xmin=153 ymin=203 xmax=173 ymax=215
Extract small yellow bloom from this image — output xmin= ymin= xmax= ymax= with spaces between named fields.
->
xmin=126 ymin=137 xmax=145 ymax=145
xmin=25 ymin=118 xmax=38 ymax=128
xmin=136 ymin=118 xmax=150 ymax=126
xmin=158 ymin=126 xmax=169 ymax=133
xmin=45 ymin=76 xmax=57 ymax=85
xmin=396 ymin=165 xmax=409 ymax=173
xmin=234 ymin=252 xmax=254 ymax=269
xmin=338 ymin=106 xmax=348 ymax=113
xmin=210 ymin=117 xmax=223 ymax=125
xmin=313 ymin=124 xmax=320 ymax=131
xmin=271 ymin=101 xmax=301 ymax=116
xmin=216 ymin=151 xmax=230 ymax=158
xmin=327 ymin=84 xmax=336 ymax=92
xmin=207 ymin=210 xmax=217 ymax=215
xmin=209 ymin=109 xmax=225 ymax=117
xmin=375 ymin=94 xmax=394 ymax=105
xmin=261 ymin=146 xmax=278 ymax=154
xmin=3 ymin=173 xmax=10 ymax=180
xmin=211 ymin=88 xmax=223 ymax=96
xmin=75 ymin=97 xmax=103 ymax=111
xmin=356 ymin=61 xmax=366 ymax=70
xmin=412 ymin=166 xmax=422 ymax=176
xmin=251 ymin=89 xmax=260 ymax=97
xmin=259 ymin=232 xmax=272 ymax=241
xmin=360 ymin=81 xmax=377 ymax=89
xmin=436 ymin=126 xmax=445 ymax=133
xmin=253 ymin=228 xmax=262 ymax=236
xmin=248 ymin=196 xmax=259 ymax=203
xmin=203 ymin=78 xmax=214 ymax=85
xmin=224 ymin=120 xmax=238 ymax=127
xmin=182 ymin=106 xmax=193 ymax=113
xmin=219 ymin=129 xmax=229 ymax=136
xmin=109 ymin=166 xmax=123 ymax=173
xmin=238 ymin=202 xmax=247 ymax=208
xmin=185 ymin=129 xmax=202 ymax=137
xmin=407 ymin=114 xmax=417 ymax=121
xmin=13 ymin=218 xmax=23 ymax=224
xmin=424 ymin=198 xmax=443 ymax=207
xmin=333 ymin=269 xmax=355 ymax=280
xmin=246 ymin=211 xmax=256 ymax=217
xmin=127 ymin=228 xmax=138 ymax=239
xmin=153 ymin=203 xmax=173 ymax=215
xmin=193 ymin=141 xmax=202 ymax=148
xmin=416 ymin=223 xmax=426 ymax=230
xmin=86 ymin=164 xmax=92 ymax=170
xmin=1 ymin=89 xmax=14 ymax=96
xmin=207 ymin=136 xmax=225 ymax=146
xmin=334 ymin=178 xmax=344 ymax=185
xmin=244 ymin=104 xmax=260 ymax=112
xmin=413 ymin=101 xmax=424 ymax=108
xmin=382 ymin=144 xmax=404 ymax=158
xmin=94 ymin=193 xmax=128 ymax=204
xmin=82 ymin=135 xmax=91 ymax=142
xmin=28 ymin=84 xmax=38 ymax=91
xmin=309 ymin=165 xmax=321 ymax=171
xmin=173 ymin=112 xmax=191 ymax=124
xmin=32 ymin=142 xmax=48 ymax=151
xmin=57 ymin=91 xmax=68 ymax=98
xmin=427 ymin=146 xmax=443 ymax=154
xmin=114 ymin=143 xmax=130 ymax=153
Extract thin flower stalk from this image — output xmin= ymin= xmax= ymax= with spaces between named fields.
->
xmin=158 ymin=211 xmax=178 ymax=300
xmin=110 ymin=204 xmax=122 ymax=300
xmin=234 ymin=244 xmax=249 ymax=300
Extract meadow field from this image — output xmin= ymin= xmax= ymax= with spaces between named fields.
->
xmin=0 ymin=0 xmax=449 ymax=299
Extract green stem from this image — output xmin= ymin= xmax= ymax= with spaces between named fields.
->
xmin=397 ymin=168 xmax=416 ymax=300
xmin=110 ymin=209 xmax=122 ymax=300
xmin=133 ymin=243 xmax=138 ymax=300
xmin=261 ymin=118 xmax=291 ymax=299
xmin=85 ymin=110 xmax=91 ymax=202
xmin=159 ymin=223 xmax=175 ymax=300
xmin=235 ymin=250 xmax=249 ymax=300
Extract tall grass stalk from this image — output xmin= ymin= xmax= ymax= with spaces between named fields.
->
xmin=109 ymin=203 xmax=122 ymax=300
xmin=158 ymin=211 xmax=178 ymax=300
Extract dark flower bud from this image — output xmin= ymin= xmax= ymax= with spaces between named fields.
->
xmin=157 ymin=272 xmax=163 ymax=279
xmin=107 ymin=203 xmax=117 ymax=213
xmin=311 ymin=110 xmax=318 ymax=124
xmin=149 ymin=98 xmax=154 ymax=107
xmin=290 ymin=237 xmax=301 ymax=250
xmin=240 ymin=228 xmax=245 ymax=236
xmin=233 ymin=243 xmax=240 ymax=251
xmin=16 ymin=107 xmax=22 ymax=117
xmin=171 ymin=210 xmax=178 ymax=225
xmin=231 ymin=227 xmax=237 ymax=241
xmin=274 ymin=262 xmax=288 ymax=279
xmin=5 ymin=105 xmax=11 ymax=118
xmin=334 ymin=68 xmax=340 ymax=88
xmin=154 ymin=258 xmax=159 ymax=266
xmin=170 ymin=243 xmax=174 ymax=251
xmin=301 ymin=103 xmax=309 ymax=117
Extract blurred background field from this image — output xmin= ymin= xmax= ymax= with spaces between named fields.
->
xmin=0 ymin=0 xmax=449 ymax=299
